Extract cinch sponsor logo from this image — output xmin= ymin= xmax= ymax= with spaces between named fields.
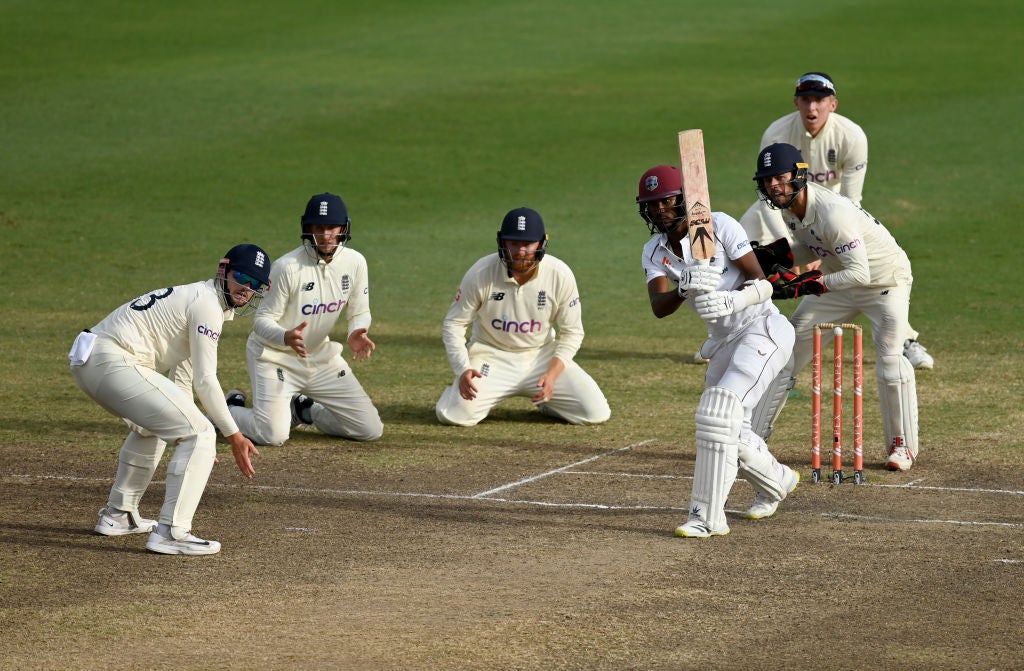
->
xmin=808 ymin=238 xmax=862 ymax=258
xmin=302 ymin=299 xmax=346 ymax=315
xmin=197 ymin=324 xmax=220 ymax=341
xmin=807 ymin=169 xmax=837 ymax=184
xmin=569 ymin=296 xmax=581 ymax=308
xmin=490 ymin=317 xmax=543 ymax=334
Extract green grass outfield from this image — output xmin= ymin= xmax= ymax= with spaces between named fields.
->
xmin=1 ymin=2 xmax=1020 ymax=464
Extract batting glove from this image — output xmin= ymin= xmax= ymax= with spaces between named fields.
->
xmin=677 ymin=263 xmax=723 ymax=298
xmin=693 ymin=290 xmax=735 ymax=319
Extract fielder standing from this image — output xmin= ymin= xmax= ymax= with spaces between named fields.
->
xmin=435 ymin=207 xmax=610 ymax=427
xmin=738 ymin=72 xmax=933 ymax=370
xmin=636 ymin=165 xmax=799 ymax=538
xmin=753 ymin=143 xmax=920 ymax=471
xmin=227 ymin=192 xmax=383 ymax=444
xmin=70 ymin=244 xmax=271 ymax=555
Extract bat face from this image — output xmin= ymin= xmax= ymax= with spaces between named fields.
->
xmin=678 ymin=129 xmax=716 ymax=263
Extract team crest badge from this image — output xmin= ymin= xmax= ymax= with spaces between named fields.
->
xmin=644 ymin=175 xmax=659 ymax=192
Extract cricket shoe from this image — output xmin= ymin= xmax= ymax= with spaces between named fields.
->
xmin=743 ymin=466 xmax=800 ymax=520
xmin=692 ymin=351 xmax=709 ymax=365
xmin=290 ymin=394 xmax=315 ymax=427
xmin=146 ymin=528 xmax=221 ymax=556
xmin=903 ymin=339 xmax=934 ymax=370
xmin=886 ymin=442 xmax=916 ymax=472
xmin=94 ymin=508 xmax=157 ymax=536
xmin=225 ymin=388 xmax=247 ymax=407
xmin=674 ymin=514 xmax=730 ymax=539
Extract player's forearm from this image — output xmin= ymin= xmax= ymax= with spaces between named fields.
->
xmin=551 ymin=317 xmax=583 ymax=362
xmin=650 ymin=291 xmax=684 ymax=318
xmin=441 ymin=320 xmax=472 ymax=374
xmin=253 ymin=316 xmax=288 ymax=346
xmin=195 ymin=376 xmax=241 ymax=437
xmin=346 ymin=310 xmax=371 ymax=338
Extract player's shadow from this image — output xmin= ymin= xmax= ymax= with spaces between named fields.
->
xmin=0 ymin=522 xmax=151 ymax=554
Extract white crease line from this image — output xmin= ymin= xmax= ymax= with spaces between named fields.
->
xmin=470 ymin=439 xmax=654 ymax=498
xmin=565 ymin=470 xmax=1024 ymax=496
xmin=4 ymin=471 xmax=1023 ymax=528
xmin=827 ymin=513 xmax=1023 ymax=528
xmin=568 ymin=470 xmax=689 ymax=480
xmin=992 ymin=559 xmax=1024 ymax=564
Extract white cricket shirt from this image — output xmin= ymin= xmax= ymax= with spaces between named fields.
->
xmin=641 ymin=212 xmax=780 ymax=338
xmin=252 ymin=244 xmax=371 ymax=360
xmin=761 ymin=110 xmax=869 ymax=204
xmin=781 ymin=183 xmax=912 ymax=291
xmin=89 ymin=279 xmax=239 ymax=436
xmin=441 ymin=253 xmax=584 ymax=376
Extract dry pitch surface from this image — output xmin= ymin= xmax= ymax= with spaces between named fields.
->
xmin=2 ymin=433 xmax=1022 ymax=670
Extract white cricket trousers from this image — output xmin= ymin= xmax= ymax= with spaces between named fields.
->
xmin=71 ymin=337 xmax=216 ymax=536
xmin=231 ymin=337 xmax=383 ymax=445
xmin=435 ymin=340 xmax=610 ymax=427
xmin=789 ymin=283 xmax=919 ymax=455
xmin=703 ymin=312 xmax=796 ymax=451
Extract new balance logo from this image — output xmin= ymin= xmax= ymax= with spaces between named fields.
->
xmin=490 ymin=292 xmax=505 ymax=301
xmin=303 ymin=282 xmax=315 ymax=291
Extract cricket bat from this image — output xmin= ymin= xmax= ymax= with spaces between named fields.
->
xmin=677 ymin=129 xmax=716 ymax=264
xmin=678 ymin=129 xmax=718 ymax=321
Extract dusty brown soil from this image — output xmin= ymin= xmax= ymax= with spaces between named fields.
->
xmin=2 ymin=439 xmax=1022 ymax=670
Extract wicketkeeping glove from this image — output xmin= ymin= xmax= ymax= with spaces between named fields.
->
xmin=769 ymin=266 xmax=827 ymax=299
xmin=677 ymin=262 xmax=723 ymax=297
xmin=751 ymin=238 xmax=794 ymax=275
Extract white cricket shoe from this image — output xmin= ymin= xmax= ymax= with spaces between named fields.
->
xmin=903 ymin=339 xmax=934 ymax=370
xmin=94 ymin=508 xmax=157 ymax=536
xmin=692 ymin=351 xmax=709 ymax=364
xmin=674 ymin=515 xmax=730 ymax=538
xmin=743 ymin=466 xmax=800 ymax=520
xmin=886 ymin=444 xmax=916 ymax=472
xmin=146 ymin=528 xmax=221 ymax=556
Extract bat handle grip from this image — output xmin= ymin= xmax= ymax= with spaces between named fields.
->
xmin=693 ymin=258 xmax=717 ymax=324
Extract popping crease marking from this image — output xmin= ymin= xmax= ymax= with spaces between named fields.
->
xmin=470 ymin=440 xmax=655 ymax=498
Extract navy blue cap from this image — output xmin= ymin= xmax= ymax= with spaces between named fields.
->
xmin=301 ymin=193 xmax=350 ymax=226
xmin=499 ymin=207 xmax=546 ymax=241
xmin=222 ymin=244 xmax=272 ymax=286
xmin=754 ymin=143 xmax=807 ymax=180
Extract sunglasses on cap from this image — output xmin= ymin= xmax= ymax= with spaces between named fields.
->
xmin=231 ymin=270 xmax=266 ymax=291
xmin=795 ymin=74 xmax=836 ymax=94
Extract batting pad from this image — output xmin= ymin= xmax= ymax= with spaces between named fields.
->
xmin=737 ymin=437 xmax=788 ymax=501
xmin=877 ymin=354 xmax=920 ymax=456
xmin=750 ymin=354 xmax=796 ymax=442
xmin=689 ymin=387 xmax=742 ymax=531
